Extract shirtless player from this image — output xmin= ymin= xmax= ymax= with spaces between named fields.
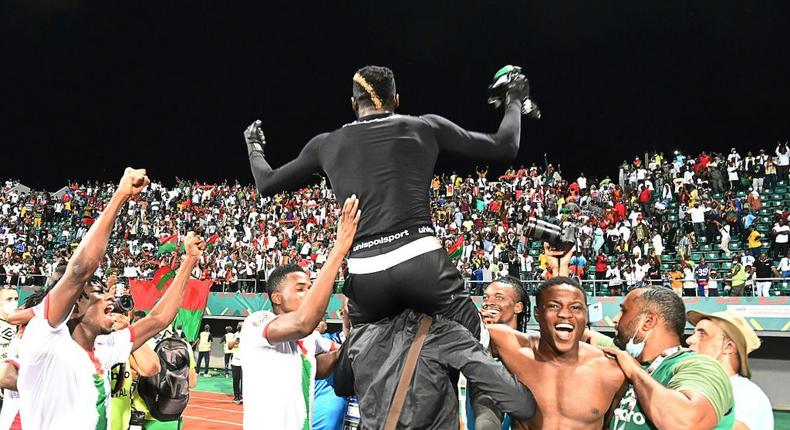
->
xmin=488 ymin=249 xmax=625 ymax=430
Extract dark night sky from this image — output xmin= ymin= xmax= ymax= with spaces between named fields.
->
xmin=3 ymin=1 xmax=790 ymax=190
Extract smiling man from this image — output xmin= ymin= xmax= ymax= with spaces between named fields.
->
xmin=16 ymin=169 xmax=206 ymax=430
xmin=240 ymin=196 xmax=359 ymax=429
xmin=601 ymin=287 xmax=734 ymax=430
xmin=488 ymin=276 xmax=625 ymax=429
xmin=468 ymin=276 xmax=532 ymax=430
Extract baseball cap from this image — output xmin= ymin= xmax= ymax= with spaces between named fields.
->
xmin=687 ymin=310 xmax=761 ymax=378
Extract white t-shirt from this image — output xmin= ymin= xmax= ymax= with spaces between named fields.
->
xmin=727 ymin=165 xmax=739 ymax=181
xmin=688 ymin=207 xmax=707 ymax=223
xmin=17 ymin=307 xmax=134 ymax=430
xmin=773 ymin=224 xmax=790 ymax=244
xmin=240 ymin=311 xmax=335 ymax=429
xmin=731 ymin=374 xmax=774 ymax=430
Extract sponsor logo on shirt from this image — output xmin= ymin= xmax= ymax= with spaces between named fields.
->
xmin=352 ymin=229 xmax=410 ymax=252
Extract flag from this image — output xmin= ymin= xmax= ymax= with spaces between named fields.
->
xmin=157 ymin=234 xmax=178 ymax=254
xmin=129 ymin=277 xmax=213 ymax=342
xmin=206 ymin=234 xmax=219 ymax=252
xmin=447 ymin=236 xmax=464 ymax=260
xmin=129 ymin=279 xmax=164 ymax=311
xmin=152 ymin=265 xmax=176 ymax=290
xmin=172 ymin=279 xmax=212 ymax=341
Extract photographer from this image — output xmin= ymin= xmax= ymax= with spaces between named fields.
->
xmin=109 ymin=309 xmax=160 ymax=430
xmin=16 ymin=169 xmax=205 ymax=430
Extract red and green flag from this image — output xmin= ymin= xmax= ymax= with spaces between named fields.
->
xmin=152 ymin=265 xmax=176 ymax=290
xmin=172 ymin=279 xmax=212 ymax=341
xmin=447 ymin=235 xmax=464 ymax=260
xmin=129 ymin=277 xmax=213 ymax=342
xmin=157 ymin=234 xmax=179 ymax=255
xmin=206 ymin=234 xmax=219 ymax=252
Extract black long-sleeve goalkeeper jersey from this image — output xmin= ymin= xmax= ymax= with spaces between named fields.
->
xmin=249 ymin=101 xmax=523 ymax=241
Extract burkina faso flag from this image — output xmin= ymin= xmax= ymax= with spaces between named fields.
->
xmin=447 ymin=235 xmax=464 ymax=260
xmin=130 ymin=269 xmax=213 ymax=342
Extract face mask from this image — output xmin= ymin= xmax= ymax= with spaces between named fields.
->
xmin=625 ymin=315 xmax=652 ymax=359
xmin=2 ymin=301 xmax=16 ymax=316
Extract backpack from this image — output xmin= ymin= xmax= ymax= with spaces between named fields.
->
xmin=137 ymin=336 xmax=192 ymax=421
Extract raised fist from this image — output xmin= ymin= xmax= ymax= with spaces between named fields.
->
xmin=244 ymin=120 xmax=266 ymax=156
xmin=184 ymin=232 xmax=206 ymax=258
xmin=118 ymin=168 xmax=150 ymax=198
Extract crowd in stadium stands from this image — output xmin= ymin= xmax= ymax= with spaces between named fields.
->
xmin=3 ymin=142 xmax=790 ymax=297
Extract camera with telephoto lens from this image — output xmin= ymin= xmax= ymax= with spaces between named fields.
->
xmin=113 ymin=295 xmax=135 ymax=313
xmin=524 ymin=217 xmax=577 ymax=248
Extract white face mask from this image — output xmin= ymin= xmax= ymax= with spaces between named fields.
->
xmin=625 ymin=315 xmax=652 ymax=359
xmin=2 ymin=301 xmax=17 ymax=316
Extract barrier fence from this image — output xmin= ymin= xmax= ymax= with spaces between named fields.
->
xmin=7 ymin=274 xmax=788 ymax=298
xmin=11 ymin=277 xmax=790 ymax=334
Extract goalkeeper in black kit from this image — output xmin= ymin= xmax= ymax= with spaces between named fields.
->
xmin=245 ymin=64 xmax=537 ymax=340
xmin=244 ymin=65 xmax=540 ymax=425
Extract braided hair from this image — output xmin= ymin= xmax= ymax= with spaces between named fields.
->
xmin=491 ymin=275 xmax=532 ymax=332
xmin=352 ymin=65 xmax=396 ymax=110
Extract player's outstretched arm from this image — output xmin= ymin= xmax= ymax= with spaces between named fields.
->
xmin=423 ymin=103 xmax=522 ymax=162
xmin=265 ymin=196 xmax=360 ymax=343
xmin=131 ymin=232 xmax=204 ymax=351
xmin=245 ymin=119 xmax=324 ymax=196
xmin=423 ymin=70 xmax=532 ymax=161
xmin=46 ymin=168 xmax=149 ymax=328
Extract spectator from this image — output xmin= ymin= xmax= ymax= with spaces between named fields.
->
xmin=686 ymin=310 xmax=774 ymax=430
xmin=776 ymin=140 xmax=790 ymax=181
xmin=779 ymin=251 xmax=790 ymax=279
xmin=753 ymin=252 xmax=779 ymax=297
xmin=747 ymin=226 xmax=762 ymax=257
xmin=687 ymin=203 xmax=708 ymax=240
xmin=196 ymin=324 xmax=212 ymax=376
xmin=667 ymin=264 xmax=684 ymax=297
xmin=729 ymin=257 xmax=748 ymax=296
xmin=744 ymin=265 xmax=757 ymax=296
xmin=606 ymin=263 xmax=623 ymax=296
xmin=706 ymin=271 xmax=719 ymax=297
xmin=221 ymin=325 xmax=235 ymax=377
xmin=771 ymin=219 xmax=790 ymax=258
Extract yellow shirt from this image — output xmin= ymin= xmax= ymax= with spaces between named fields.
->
xmin=748 ymin=231 xmax=762 ymax=249
xmin=223 ymin=333 xmax=235 ymax=354
xmin=197 ymin=331 xmax=212 ymax=352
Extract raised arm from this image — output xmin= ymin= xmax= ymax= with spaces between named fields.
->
xmin=487 ymin=324 xmax=538 ymax=375
xmin=130 ymin=232 xmax=205 ymax=351
xmin=46 ymin=168 xmax=149 ymax=328
xmin=446 ymin=324 xmax=537 ymax=421
xmin=265 ymin=196 xmax=360 ymax=343
xmin=245 ymin=120 xmax=324 ymax=197
xmin=422 ymin=101 xmax=522 ymax=161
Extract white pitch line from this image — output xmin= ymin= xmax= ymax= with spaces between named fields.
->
xmin=189 ymin=395 xmax=236 ymax=403
xmin=186 ymin=404 xmax=243 ymax=414
xmin=183 ymin=415 xmax=243 ymax=426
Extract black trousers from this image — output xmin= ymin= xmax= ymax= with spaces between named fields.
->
xmin=224 ymin=353 xmax=232 ymax=374
xmin=232 ymin=365 xmax=243 ymax=398
xmin=345 ymin=232 xmax=481 ymax=340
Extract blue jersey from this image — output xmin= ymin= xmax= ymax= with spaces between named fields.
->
xmin=312 ymin=332 xmax=348 ymax=430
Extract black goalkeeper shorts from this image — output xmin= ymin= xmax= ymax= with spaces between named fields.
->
xmin=344 ymin=225 xmax=481 ymax=339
